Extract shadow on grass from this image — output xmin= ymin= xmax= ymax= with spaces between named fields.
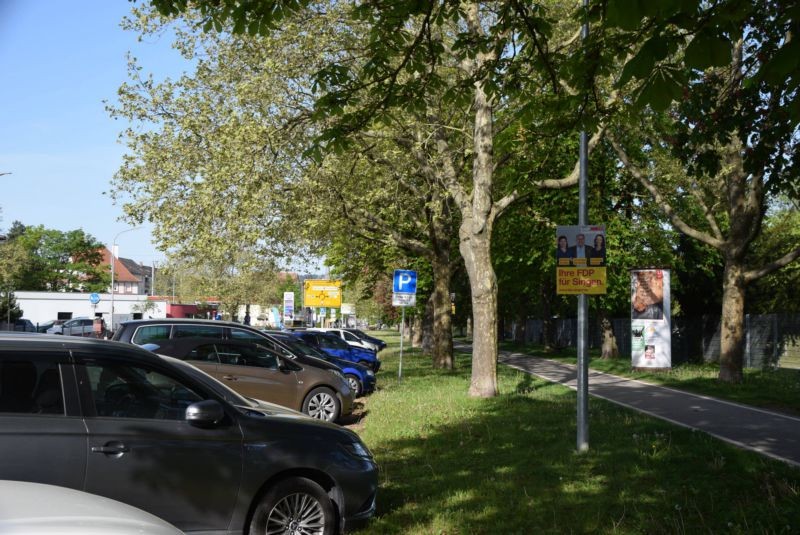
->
xmin=358 ymin=352 xmax=800 ymax=534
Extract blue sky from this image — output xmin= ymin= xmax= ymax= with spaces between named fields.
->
xmin=0 ymin=0 xmax=186 ymax=264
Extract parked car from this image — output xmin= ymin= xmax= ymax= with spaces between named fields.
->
xmin=294 ymin=330 xmax=381 ymax=372
xmin=36 ymin=319 xmax=64 ymax=333
xmin=311 ymin=328 xmax=382 ymax=352
xmin=0 ymin=333 xmax=377 ymax=534
xmin=112 ymin=318 xmax=349 ymax=374
xmin=344 ymin=328 xmax=388 ymax=351
xmin=267 ymin=330 xmax=376 ymax=397
xmin=13 ymin=319 xmax=36 ymax=332
xmin=0 ymin=480 xmax=183 ymax=534
xmin=143 ymin=337 xmax=353 ymax=422
xmin=47 ymin=317 xmax=94 ymax=336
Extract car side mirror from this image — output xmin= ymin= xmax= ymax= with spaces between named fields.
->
xmin=186 ymin=400 xmax=225 ymax=427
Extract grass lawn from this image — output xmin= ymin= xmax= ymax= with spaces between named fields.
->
xmin=498 ymin=341 xmax=800 ymax=417
xmin=352 ymin=331 xmax=800 ymax=534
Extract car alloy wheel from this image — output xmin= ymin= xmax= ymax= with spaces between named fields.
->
xmin=250 ymin=477 xmax=335 ymax=535
xmin=345 ymin=374 xmax=362 ymax=397
xmin=302 ymin=387 xmax=340 ymax=422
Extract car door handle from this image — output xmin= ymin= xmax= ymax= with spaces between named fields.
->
xmin=222 ymin=375 xmax=238 ymax=381
xmin=91 ymin=444 xmax=130 ymax=454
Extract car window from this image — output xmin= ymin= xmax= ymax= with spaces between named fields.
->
xmin=132 ymin=325 xmax=172 ymax=345
xmin=173 ymin=325 xmax=224 ymax=339
xmin=342 ymin=331 xmax=359 ymax=342
xmin=216 ymin=344 xmax=279 ymax=370
xmin=186 ymin=344 xmax=220 ymax=363
xmin=0 ymin=360 xmax=64 ymax=415
xmin=83 ymin=319 xmax=93 ymax=327
xmin=85 ymin=363 xmax=203 ymax=420
xmin=229 ymin=328 xmax=265 ymax=342
xmin=319 ymin=335 xmax=347 ymax=350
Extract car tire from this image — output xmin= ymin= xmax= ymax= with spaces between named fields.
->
xmin=302 ymin=387 xmax=340 ymax=422
xmin=345 ymin=374 xmax=362 ymax=397
xmin=248 ymin=477 xmax=336 ymax=535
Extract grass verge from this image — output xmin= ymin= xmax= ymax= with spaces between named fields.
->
xmin=498 ymin=341 xmax=800 ymax=417
xmin=353 ymin=331 xmax=800 ymax=534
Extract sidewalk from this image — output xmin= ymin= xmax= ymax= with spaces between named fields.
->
xmin=499 ymin=352 xmax=800 ymax=468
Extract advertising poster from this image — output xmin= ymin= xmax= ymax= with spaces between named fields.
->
xmin=283 ymin=291 xmax=295 ymax=322
xmin=556 ymin=225 xmax=607 ymax=295
xmin=303 ymin=279 xmax=342 ymax=307
xmin=630 ymin=269 xmax=671 ymax=369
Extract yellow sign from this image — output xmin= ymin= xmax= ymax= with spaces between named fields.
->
xmin=556 ymin=267 xmax=607 ymax=295
xmin=303 ymin=279 xmax=342 ymax=307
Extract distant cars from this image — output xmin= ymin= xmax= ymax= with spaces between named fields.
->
xmin=294 ymin=330 xmax=381 ymax=372
xmin=268 ymin=330 xmax=376 ymax=397
xmin=0 ymin=480 xmax=183 ymax=534
xmin=344 ymin=328 xmax=388 ymax=351
xmin=144 ymin=337 xmax=353 ymax=422
xmin=13 ymin=319 xmax=36 ymax=332
xmin=46 ymin=317 xmax=94 ymax=336
xmin=0 ymin=334 xmax=377 ymax=533
xmin=311 ymin=328 xmax=382 ymax=352
xmin=36 ymin=319 xmax=64 ymax=333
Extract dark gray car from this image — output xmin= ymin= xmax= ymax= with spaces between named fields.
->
xmin=0 ymin=334 xmax=377 ymax=534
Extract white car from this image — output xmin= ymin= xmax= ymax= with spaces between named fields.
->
xmin=0 ymin=480 xmax=183 ymax=534
xmin=309 ymin=328 xmax=381 ymax=352
xmin=46 ymin=317 xmax=94 ymax=336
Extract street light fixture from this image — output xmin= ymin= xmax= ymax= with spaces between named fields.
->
xmin=110 ymin=227 xmax=142 ymax=332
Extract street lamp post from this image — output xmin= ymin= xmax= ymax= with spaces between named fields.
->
xmin=110 ymin=227 xmax=142 ymax=333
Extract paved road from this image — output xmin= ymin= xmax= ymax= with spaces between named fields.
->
xmin=496 ymin=352 xmax=800 ymax=468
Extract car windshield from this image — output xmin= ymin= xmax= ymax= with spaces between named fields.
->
xmin=159 ymin=355 xmax=254 ymax=408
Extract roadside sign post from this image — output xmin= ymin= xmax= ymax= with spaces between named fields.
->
xmin=392 ymin=270 xmax=417 ymax=382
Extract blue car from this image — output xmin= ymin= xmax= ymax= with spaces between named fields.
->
xmin=268 ymin=331 xmax=376 ymax=397
xmin=292 ymin=331 xmax=381 ymax=372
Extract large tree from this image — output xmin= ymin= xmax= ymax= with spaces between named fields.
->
xmin=604 ymin=3 xmax=800 ymax=382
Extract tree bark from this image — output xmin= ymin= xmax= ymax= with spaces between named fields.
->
xmin=430 ymin=251 xmax=454 ymax=368
xmin=599 ymin=311 xmax=618 ymax=359
xmin=718 ymin=262 xmax=746 ymax=382
xmin=411 ymin=314 xmax=423 ymax=348
xmin=422 ymin=293 xmax=434 ymax=355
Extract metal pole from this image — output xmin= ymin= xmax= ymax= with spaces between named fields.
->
xmin=110 ymin=227 xmax=142 ymax=332
xmin=398 ymin=306 xmax=405 ymax=382
xmin=576 ymin=0 xmax=590 ymax=454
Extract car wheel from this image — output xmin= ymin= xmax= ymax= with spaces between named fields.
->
xmin=249 ymin=477 xmax=335 ymax=535
xmin=345 ymin=374 xmax=362 ymax=397
xmin=302 ymin=387 xmax=340 ymax=422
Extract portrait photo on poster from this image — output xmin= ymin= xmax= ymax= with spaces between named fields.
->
xmin=555 ymin=225 xmax=606 ymax=267
xmin=631 ymin=269 xmax=664 ymax=320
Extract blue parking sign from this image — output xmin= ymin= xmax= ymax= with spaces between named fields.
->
xmin=393 ymin=270 xmax=417 ymax=294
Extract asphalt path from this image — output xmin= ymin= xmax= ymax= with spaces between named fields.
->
xmin=460 ymin=344 xmax=800 ymax=467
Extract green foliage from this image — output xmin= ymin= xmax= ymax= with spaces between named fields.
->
xmin=11 ymin=225 xmax=108 ymax=292
xmin=0 ymin=291 xmax=23 ymax=323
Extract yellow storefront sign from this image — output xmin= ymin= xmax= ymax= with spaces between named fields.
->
xmin=303 ymin=279 xmax=342 ymax=307
xmin=556 ymin=267 xmax=607 ymax=295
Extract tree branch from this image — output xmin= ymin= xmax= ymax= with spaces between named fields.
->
xmin=744 ymin=246 xmax=800 ymax=282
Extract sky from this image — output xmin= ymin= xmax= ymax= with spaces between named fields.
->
xmin=0 ymin=0 xmax=187 ymax=265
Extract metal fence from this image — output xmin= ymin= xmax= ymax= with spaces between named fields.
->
xmin=508 ymin=313 xmax=800 ymax=369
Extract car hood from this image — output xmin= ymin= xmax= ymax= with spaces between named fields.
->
xmin=0 ymin=480 xmax=183 ymax=535
xmin=350 ymin=347 xmax=377 ymax=359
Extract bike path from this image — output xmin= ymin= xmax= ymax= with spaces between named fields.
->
xmin=497 ymin=352 xmax=800 ymax=468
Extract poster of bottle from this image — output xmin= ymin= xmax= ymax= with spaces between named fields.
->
xmin=283 ymin=292 xmax=295 ymax=322
xmin=630 ymin=269 xmax=671 ymax=369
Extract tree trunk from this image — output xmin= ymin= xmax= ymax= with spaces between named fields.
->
xmin=718 ymin=262 xmax=746 ymax=383
xmin=411 ymin=314 xmax=423 ymax=348
xmin=599 ymin=311 xmax=618 ymax=359
xmin=430 ymin=252 xmax=454 ymax=368
xmin=422 ymin=293 xmax=434 ymax=355
xmin=514 ymin=310 xmax=527 ymax=344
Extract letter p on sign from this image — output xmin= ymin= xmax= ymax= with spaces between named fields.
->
xmin=393 ymin=270 xmax=418 ymax=294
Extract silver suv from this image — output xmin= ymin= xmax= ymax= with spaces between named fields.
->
xmin=47 ymin=317 xmax=93 ymax=336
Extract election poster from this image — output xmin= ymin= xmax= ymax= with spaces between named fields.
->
xmin=556 ymin=225 xmax=607 ymax=295
xmin=283 ymin=292 xmax=295 ymax=322
xmin=630 ymin=269 xmax=671 ymax=369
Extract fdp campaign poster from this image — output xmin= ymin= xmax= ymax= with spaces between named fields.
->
xmin=556 ymin=225 xmax=607 ymax=295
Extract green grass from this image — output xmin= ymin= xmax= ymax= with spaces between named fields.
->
xmin=353 ymin=332 xmax=800 ymax=534
xmin=498 ymin=341 xmax=800 ymax=417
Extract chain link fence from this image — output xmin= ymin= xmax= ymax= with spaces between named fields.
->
xmin=510 ymin=313 xmax=800 ymax=369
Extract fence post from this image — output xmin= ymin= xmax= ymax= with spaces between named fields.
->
xmin=745 ymin=314 xmax=751 ymax=368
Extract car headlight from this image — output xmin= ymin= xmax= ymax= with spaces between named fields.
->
xmin=341 ymin=440 xmax=373 ymax=460
xmin=365 ymin=369 xmax=375 ymax=377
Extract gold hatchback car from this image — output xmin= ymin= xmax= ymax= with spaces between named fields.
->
xmin=145 ymin=337 xmax=354 ymax=422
